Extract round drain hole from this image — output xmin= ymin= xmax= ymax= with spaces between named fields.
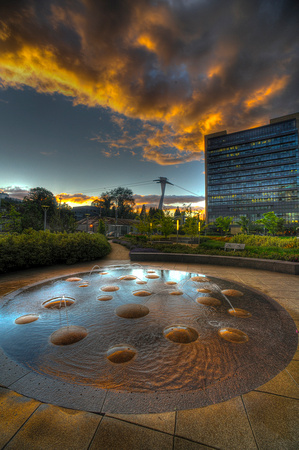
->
xmin=222 ymin=289 xmax=243 ymax=297
xmin=15 ymin=314 xmax=39 ymax=324
xmin=107 ymin=345 xmax=137 ymax=363
xmin=218 ymin=327 xmax=249 ymax=343
xmin=50 ymin=326 xmax=88 ymax=345
xmin=228 ymin=308 xmax=252 ymax=318
xmin=164 ymin=325 xmax=199 ymax=344
xmin=101 ymin=286 xmax=119 ymax=292
xmin=43 ymin=297 xmax=75 ymax=309
xmin=196 ymin=297 xmax=221 ymax=306
xmin=115 ymin=303 xmax=149 ymax=319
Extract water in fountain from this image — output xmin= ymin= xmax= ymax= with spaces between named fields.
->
xmin=2 ymin=266 xmax=295 ymax=397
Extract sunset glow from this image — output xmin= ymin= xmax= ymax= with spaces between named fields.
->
xmin=1 ymin=0 xmax=298 ymax=204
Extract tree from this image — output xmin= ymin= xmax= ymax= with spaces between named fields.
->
xmin=91 ymin=198 xmax=104 ymax=217
xmin=215 ymin=216 xmax=232 ymax=235
xmin=174 ymin=207 xmax=181 ymax=219
xmin=140 ymin=204 xmax=147 ymax=219
xmin=50 ymin=203 xmax=77 ymax=232
xmin=21 ymin=187 xmax=57 ymax=231
xmin=256 ymin=211 xmax=284 ymax=235
xmin=97 ymin=219 xmax=106 ymax=235
xmin=160 ymin=211 xmax=174 ymax=238
xmin=183 ymin=216 xmax=198 ymax=238
xmin=236 ymin=216 xmax=250 ymax=234
xmin=101 ymin=187 xmax=135 ymax=219
xmin=0 ymin=205 xmax=22 ymax=233
xmin=135 ymin=215 xmax=153 ymax=236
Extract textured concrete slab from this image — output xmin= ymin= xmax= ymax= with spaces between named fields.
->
xmin=176 ymin=396 xmax=257 ymax=449
xmin=89 ymin=416 xmax=173 ymax=449
xmin=286 ymin=360 xmax=299 ymax=384
xmin=4 ymin=403 xmax=101 ymax=450
xmin=107 ymin=411 xmax=176 ymax=434
xmin=243 ymin=390 xmax=299 ymax=449
xmin=0 ymin=387 xmax=40 ymax=448
xmin=174 ymin=437 xmax=214 ymax=449
xmin=255 ymin=369 xmax=299 ymax=399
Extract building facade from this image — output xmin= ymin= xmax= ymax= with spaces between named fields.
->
xmin=205 ymin=113 xmax=299 ymax=224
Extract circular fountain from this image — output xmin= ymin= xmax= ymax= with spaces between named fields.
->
xmin=0 ymin=265 xmax=297 ymax=414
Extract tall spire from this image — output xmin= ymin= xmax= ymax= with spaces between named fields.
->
xmin=153 ymin=177 xmax=173 ymax=210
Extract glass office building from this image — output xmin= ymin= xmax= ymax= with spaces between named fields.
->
xmin=205 ymin=113 xmax=299 ymax=224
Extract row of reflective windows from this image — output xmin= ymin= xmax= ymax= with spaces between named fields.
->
xmin=208 ymin=212 xmax=299 ymax=222
xmin=209 ymin=189 xmax=298 ymax=198
xmin=209 ymin=198 xmax=298 ymax=208
xmin=207 ymin=119 xmax=296 ymax=149
xmin=207 ymin=143 xmax=297 ymax=163
xmin=208 ymin=166 xmax=298 ymax=181
xmin=208 ymin=170 xmax=299 ymax=189
xmin=207 ymin=133 xmax=297 ymax=157
xmin=208 ymin=180 xmax=298 ymax=193
xmin=209 ymin=192 xmax=298 ymax=201
xmin=207 ymin=150 xmax=297 ymax=170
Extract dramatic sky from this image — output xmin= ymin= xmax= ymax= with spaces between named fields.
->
xmin=1 ymin=0 xmax=298 ymax=210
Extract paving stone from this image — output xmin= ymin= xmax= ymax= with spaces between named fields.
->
xmin=176 ymin=396 xmax=257 ymax=450
xmin=286 ymin=360 xmax=299 ymax=384
xmin=174 ymin=437 xmax=213 ymax=449
xmin=243 ymin=390 xmax=299 ymax=450
xmin=5 ymin=403 xmax=101 ymax=450
xmin=0 ymin=388 xmax=40 ymax=448
xmin=255 ymin=369 xmax=299 ymax=399
xmin=107 ymin=410 xmax=176 ymax=434
xmin=89 ymin=416 xmax=173 ymax=450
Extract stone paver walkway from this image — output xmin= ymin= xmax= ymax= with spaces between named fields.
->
xmin=0 ymin=243 xmax=298 ymax=449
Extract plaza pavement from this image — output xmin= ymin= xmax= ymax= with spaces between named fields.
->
xmin=0 ymin=243 xmax=298 ymax=449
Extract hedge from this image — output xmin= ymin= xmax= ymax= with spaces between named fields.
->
xmin=0 ymin=230 xmax=111 ymax=273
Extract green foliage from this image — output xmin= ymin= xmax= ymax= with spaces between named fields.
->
xmin=256 ymin=211 xmax=284 ymax=235
xmin=0 ymin=205 xmax=22 ymax=233
xmin=135 ymin=215 xmax=153 ymax=236
xmin=0 ymin=231 xmax=111 ymax=273
xmin=236 ymin=216 xmax=250 ymax=234
xmin=183 ymin=216 xmax=198 ymax=238
xmin=97 ymin=219 xmax=106 ymax=235
xmin=214 ymin=216 xmax=232 ymax=234
xmin=160 ymin=213 xmax=174 ymax=238
xmin=102 ymin=186 xmax=135 ymax=219
xmin=231 ymin=234 xmax=299 ymax=248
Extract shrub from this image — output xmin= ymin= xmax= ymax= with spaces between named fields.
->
xmin=231 ymin=234 xmax=299 ymax=249
xmin=0 ymin=231 xmax=111 ymax=273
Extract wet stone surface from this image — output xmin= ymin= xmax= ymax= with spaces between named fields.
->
xmin=0 ymin=265 xmax=297 ymax=414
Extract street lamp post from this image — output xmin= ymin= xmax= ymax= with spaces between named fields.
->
xmin=176 ymin=219 xmax=179 ymax=243
xmin=86 ymin=214 xmax=90 ymax=233
xmin=42 ymin=206 xmax=49 ymax=231
xmin=198 ymin=220 xmax=201 ymax=245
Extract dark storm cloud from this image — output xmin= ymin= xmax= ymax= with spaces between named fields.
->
xmin=0 ymin=0 xmax=298 ymax=164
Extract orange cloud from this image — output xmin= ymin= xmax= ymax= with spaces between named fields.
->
xmin=245 ymin=76 xmax=289 ymax=109
xmin=0 ymin=0 xmax=297 ymax=167
xmin=55 ymin=193 xmax=100 ymax=206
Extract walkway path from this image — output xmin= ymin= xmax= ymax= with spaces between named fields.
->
xmin=0 ymin=243 xmax=298 ymax=449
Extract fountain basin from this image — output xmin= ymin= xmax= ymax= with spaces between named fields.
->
xmin=0 ymin=265 xmax=297 ymax=414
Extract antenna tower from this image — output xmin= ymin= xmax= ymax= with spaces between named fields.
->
xmin=154 ymin=177 xmax=174 ymax=210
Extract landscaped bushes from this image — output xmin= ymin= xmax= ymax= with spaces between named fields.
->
xmin=0 ymin=230 xmax=111 ymax=273
xmin=230 ymin=234 xmax=299 ymax=248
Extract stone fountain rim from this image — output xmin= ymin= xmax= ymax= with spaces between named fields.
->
xmin=0 ymin=265 xmax=297 ymax=415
